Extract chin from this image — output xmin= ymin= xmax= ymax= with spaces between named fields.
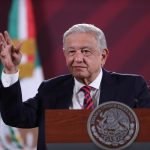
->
xmin=73 ymin=72 xmax=88 ymax=79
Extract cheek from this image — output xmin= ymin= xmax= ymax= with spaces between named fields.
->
xmin=88 ymin=56 xmax=101 ymax=67
xmin=96 ymin=55 xmax=103 ymax=66
xmin=65 ymin=57 xmax=73 ymax=67
xmin=86 ymin=58 xmax=101 ymax=72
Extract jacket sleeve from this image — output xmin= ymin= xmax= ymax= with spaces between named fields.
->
xmin=134 ymin=76 xmax=150 ymax=108
xmin=0 ymin=80 xmax=41 ymax=128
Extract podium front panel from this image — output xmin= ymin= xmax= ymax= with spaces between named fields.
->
xmin=46 ymin=143 xmax=150 ymax=150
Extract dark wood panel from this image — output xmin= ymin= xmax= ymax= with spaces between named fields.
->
xmin=45 ymin=109 xmax=150 ymax=143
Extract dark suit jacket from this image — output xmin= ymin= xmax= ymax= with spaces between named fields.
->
xmin=0 ymin=69 xmax=150 ymax=150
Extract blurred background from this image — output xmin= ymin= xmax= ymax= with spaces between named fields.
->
xmin=0 ymin=0 xmax=150 ymax=149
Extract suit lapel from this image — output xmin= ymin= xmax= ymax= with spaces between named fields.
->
xmin=55 ymin=75 xmax=74 ymax=109
xmin=99 ymin=69 xmax=117 ymax=104
xmin=53 ymin=70 xmax=117 ymax=108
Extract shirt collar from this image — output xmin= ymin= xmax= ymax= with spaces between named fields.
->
xmin=74 ymin=69 xmax=103 ymax=93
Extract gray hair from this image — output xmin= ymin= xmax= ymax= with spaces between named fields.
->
xmin=63 ymin=23 xmax=107 ymax=50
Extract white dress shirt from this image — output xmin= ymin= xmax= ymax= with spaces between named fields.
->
xmin=1 ymin=71 xmax=19 ymax=87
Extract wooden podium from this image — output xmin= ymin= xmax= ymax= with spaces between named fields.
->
xmin=45 ymin=109 xmax=150 ymax=149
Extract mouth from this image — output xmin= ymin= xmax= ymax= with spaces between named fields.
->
xmin=73 ymin=66 xmax=86 ymax=69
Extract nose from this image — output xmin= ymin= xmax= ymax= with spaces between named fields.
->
xmin=74 ymin=50 xmax=84 ymax=62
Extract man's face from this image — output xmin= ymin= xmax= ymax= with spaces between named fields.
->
xmin=63 ymin=32 xmax=108 ymax=84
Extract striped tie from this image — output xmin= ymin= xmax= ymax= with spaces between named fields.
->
xmin=81 ymin=86 xmax=94 ymax=110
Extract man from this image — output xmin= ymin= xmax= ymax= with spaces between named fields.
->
xmin=0 ymin=24 xmax=150 ymax=150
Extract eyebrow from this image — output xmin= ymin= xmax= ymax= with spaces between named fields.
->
xmin=67 ymin=46 xmax=91 ymax=49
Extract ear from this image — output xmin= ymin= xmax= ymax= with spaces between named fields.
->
xmin=101 ymin=48 xmax=109 ymax=67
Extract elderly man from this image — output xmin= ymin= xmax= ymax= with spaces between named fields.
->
xmin=0 ymin=24 xmax=150 ymax=150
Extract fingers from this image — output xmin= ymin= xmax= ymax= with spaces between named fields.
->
xmin=11 ymin=41 xmax=22 ymax=66
xmin=0 ymin=32 xmax=7 ymax=48
xmin=0 ymin=33 xmax=5 ymax=49
xmin=12 ymin=48 xmax=22 ymax=66
xmin=0 ymin=31 xmax=22 ymax=57
xmin=0 ymin=32 xmax=22 ymax=52
xmin=0 ymin=31 xmax=22 ymax=72
xmin=0 ymin=31 xmax=12 ymax=51
xmin=4 ymin=31 xmax=12 ymax=45
xmin=0 ymin=31 xmax=13 ymax=64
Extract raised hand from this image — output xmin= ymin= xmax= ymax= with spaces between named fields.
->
xmin=0 ymin=31 xmax=22 ymax=74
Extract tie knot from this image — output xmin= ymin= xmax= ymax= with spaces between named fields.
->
xmin=80 ymin=86 xmax=91 ymax=94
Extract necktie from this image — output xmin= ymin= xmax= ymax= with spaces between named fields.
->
xmin=81 ymin=86 xmax=94 ymax=110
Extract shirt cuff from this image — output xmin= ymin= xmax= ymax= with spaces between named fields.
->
xmin=1 ymin=70 xmax=19 ymax=87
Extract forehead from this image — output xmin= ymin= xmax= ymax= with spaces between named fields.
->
xmin=64 ymin=32 xmax=98 ymax=48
